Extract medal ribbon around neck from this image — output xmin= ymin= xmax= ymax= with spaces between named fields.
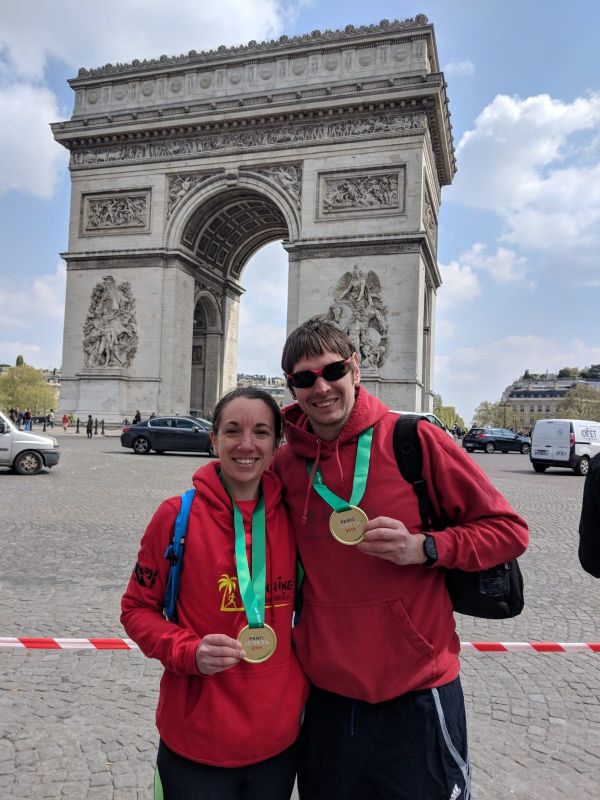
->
xmin=306 ymin=427 xmax=374 ymax=544
xmin=232 ymin=494 xmax=266 ymax=629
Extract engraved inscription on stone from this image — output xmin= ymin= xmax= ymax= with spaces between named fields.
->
xmin=327 ymin=265 xmax=388 ymax=368
xmin=82 ymin=276 xmax=138 ymax=369
xmin=71 ymin=112 xmax=427 ymax=168
xmin=82 ymin=190 xmax=151 ymax=234
xmin=318 ymin=166 xmax=405 ymax=219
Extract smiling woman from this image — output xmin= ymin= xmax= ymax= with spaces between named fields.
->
xmin=120 ymin=386 xmax=307 ymax=800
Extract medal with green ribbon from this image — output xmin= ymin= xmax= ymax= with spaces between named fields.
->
xmin=306 ymin=427 xmax=374 ymax=545
xmin=232 ymin=494 xmax=277 ymax=663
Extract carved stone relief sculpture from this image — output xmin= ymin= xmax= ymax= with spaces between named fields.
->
xmin=82 ymin=276 xmax=138 ymax=368
xmin=71 ymin=112 xmax=427 ymax=168
xmin=253 ymin=163 xmax=302 ymax=208
xmin=327 ymin=265 xmax=388 ymax=368
xmin=82 ymin=191 xmax=150 ymax=234
xmin=318 ymin=166 xmax=405 ymax=219
xmin=423 ymin=187 xmax=437 ymax=254
xmin=167 ymin=172 xmax=220 ymax=217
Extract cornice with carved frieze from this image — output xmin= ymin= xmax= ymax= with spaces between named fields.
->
xmin=72 ymin=16 xmax=432 ymax=81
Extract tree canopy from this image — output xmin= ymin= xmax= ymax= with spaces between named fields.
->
xmin=556 ymin=384 xmax=600 ymax=420
xmin=0 ymin=365 xmax=54 ymax=414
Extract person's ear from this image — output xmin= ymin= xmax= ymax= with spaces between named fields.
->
xmin=210 ymin=431 xmax=218 ymax=455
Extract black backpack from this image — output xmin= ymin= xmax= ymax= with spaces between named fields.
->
xmin=393 ymin=415 xmax=524 ymax=619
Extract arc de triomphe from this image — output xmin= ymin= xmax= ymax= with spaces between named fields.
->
xmin=52 ymin=15 xmax=454 ymax=421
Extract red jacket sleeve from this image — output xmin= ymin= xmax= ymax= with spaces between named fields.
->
xmin=418 ymin=424 xmax=529 ymax=570
xmin=120 ymin=497 xmax=201 ymax=675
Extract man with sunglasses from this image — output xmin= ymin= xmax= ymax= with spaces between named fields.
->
xmin=273 ymin=316 xmax=528 ymax=800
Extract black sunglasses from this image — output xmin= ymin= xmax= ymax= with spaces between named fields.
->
xmin=286 ymin=357 xmax=353 ymax=389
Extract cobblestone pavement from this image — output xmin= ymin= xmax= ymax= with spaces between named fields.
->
xmin=0 ymin=433 xmax=598 ymax=799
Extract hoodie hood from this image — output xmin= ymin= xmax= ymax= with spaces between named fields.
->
xmin=280 ymin=386 xmax=389 ymax=521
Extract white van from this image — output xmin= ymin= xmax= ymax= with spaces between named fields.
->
xmin=529 ymin=418 xmax=600 ymax=475
xmin=0 ymin=410 xmax=60 ymax=474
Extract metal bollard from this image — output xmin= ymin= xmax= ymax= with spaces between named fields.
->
xmin=101 ymin=419 xmax=105 ymax=435
xmin=42 ymin=419 xmax=46 ymax=432
xmin=94 ymin=418 xmax=98 ymax=435
xmin=76 ymin=418 xmax=80 ymax=434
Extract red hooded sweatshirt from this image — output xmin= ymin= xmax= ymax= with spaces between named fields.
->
xmin=120 ymin=460 xmax=308 ymax=767
xmin=273 ymin=387 xmax=528 ymax=704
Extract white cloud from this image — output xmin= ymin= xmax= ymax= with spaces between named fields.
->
xmin=238 ymin=241 xmax=288 ymax=375
xmin=460 ymin=242 xmax=530 ymax=283
xmin=448 ymin=92 xmax=600 ymax=283
xmin=0 ymin=83 xmax=69 ymax=199
xmin=0 ymin=261 xmax=66 ymax=368
xmin=437 ymin=259 xmax=481 ymax=312
xmin=0 ymin=1 xmax=288 ymax=80
xmin=443 ymin=60 xmax=475 ymax=78
xmin=435 ymin=335 xmax=600 ymax=423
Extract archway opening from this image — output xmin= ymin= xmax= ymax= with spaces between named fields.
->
xmin=182 ymin=188 xmax=290 ymax=415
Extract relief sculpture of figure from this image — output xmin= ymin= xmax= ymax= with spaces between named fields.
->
xmin=327 ymin=266 xmax=388 ymax=369
xmin=82 ymin=276 xmax=138 ymax=369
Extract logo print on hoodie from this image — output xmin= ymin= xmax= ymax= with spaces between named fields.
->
xmin=217 ymin=572 xmax=293 ymax=611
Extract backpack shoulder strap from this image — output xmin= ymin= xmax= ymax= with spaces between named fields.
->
xmin=392 ymin=415 xmax=445 ymax=532
xmin=163 ymin=488 xmax=196 ymax=622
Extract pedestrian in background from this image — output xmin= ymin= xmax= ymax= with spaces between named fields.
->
xmin=62 ymin=413 xmax=70 ymax=432
xmin=579 ymin=452 xmax=600 ymax=578
xmin=86 ymin=415 xmax=94 ymax=439
xmin=23 ymin=409 xmax=32 ymax=431
xmin=132 ymin=410 xmax=141 ymax=424
xmin=48 ymin=409 xmax=55 ymax=428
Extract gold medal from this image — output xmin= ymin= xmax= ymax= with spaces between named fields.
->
xmin=238 ymin=623 xmax=277 ymax=663
xmin=329 ymin=506 xmax=369 ymax=545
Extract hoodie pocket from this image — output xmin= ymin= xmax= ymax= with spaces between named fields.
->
xmin=294 ymin=596 xmax=436 ymax=702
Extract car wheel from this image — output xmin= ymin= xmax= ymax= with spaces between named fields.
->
xmin=533 ymin=463 xmax=547 ymax=473
xmin=132 ymin=437 xmax=151 ymax=455
xmin=521 ymin=444 xmax=530 ymax=454
xmin=485 ymin=442 xmax=495 ymax=453
xmin=14 ymin=451 xmax=43 ymax=475
xmin=575 ymin=456 xmax=590 ymax=476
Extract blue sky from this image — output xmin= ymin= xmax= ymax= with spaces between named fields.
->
xmin=1 ymin=0 xmax=599 ymax=422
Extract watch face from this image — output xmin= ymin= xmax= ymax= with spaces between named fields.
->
xmin=425 ymin=535 xmax=438 ymax=561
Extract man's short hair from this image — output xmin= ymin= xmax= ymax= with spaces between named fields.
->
xmin=281 ymin=316 xmax=354 ymax=374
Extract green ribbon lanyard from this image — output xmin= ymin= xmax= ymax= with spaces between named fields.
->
xmin=306 ymin=427 xmax=374 ymax=511
xmin=232 ymin=494 xmax=267 ymax=629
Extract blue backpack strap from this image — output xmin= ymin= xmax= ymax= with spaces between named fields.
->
xmin=163 ymin=488 xmax=195 ymax=622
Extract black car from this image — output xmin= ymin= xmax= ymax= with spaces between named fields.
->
xmin=120 ymin=416 xmax=214 ymax=456
xmin=462 ymin=427 xmax=531 ymax=454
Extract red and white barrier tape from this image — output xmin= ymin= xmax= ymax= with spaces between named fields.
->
xmin=0 ymin=637 xmax=599 ymax=652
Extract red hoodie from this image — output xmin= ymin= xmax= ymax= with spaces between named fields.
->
xmin=120 ymin=460 xmax=308 ymax=766
xmin=273 ymin=387 xmax=528 ymax=704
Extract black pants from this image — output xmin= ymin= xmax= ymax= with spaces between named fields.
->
xmin=298 ymin=677 xmax=471 ymax=800
xmin=155 ymin=739 xmax=297 ymax=800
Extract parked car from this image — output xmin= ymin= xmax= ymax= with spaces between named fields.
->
xmin=0 ymin=410 xmax=60 ymax=474
xmin=393 ymin=411 xmax=454 ymax=438
xmin=529 ymin=418 xmax=600 ymax=475
xmin=120 ymin=415 xmax=214 ymax=456
xmin=462 ymin=427 xmax=531 ymax=454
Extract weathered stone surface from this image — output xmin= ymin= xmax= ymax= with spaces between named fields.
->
xmin=52 ymin=19 xmax=453 ymax=420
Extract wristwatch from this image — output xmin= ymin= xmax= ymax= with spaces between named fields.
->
xmin=422 ymin=534 xmax=438 ymax=567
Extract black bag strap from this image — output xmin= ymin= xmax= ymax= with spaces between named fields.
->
xmin=392 ymin=415 xmax=446 ymax=532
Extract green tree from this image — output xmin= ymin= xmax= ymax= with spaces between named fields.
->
xmin=556 ymin=384 xmax=600 ymax=420
xmin=473 ymin=400 xmax=499 ymax=426
xmin=0 ymin=365 xmax=54 ymax=414
xmin=580 ymin=364 xmax=600 ymax=380
xmin=15 ymin=354 xmax=24 ymax=367
xmin=557 ymin=367 xmax=580 ymax=379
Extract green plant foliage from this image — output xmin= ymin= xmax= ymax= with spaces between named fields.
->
xmin=0 ymin=365 xmax=54 ymax=414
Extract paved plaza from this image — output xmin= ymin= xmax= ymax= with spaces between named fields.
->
xmin=0 ymin=432 xmax=599 ymax=799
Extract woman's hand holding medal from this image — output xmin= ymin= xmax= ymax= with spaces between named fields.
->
xmin=195 ymin=634 xmax=247 ymax=675
xmin=356 ymin=517 xmax=426 ymax=566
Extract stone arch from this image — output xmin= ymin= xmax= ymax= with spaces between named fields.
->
xmin=190 ymin=290 xmax=223 ymax=416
